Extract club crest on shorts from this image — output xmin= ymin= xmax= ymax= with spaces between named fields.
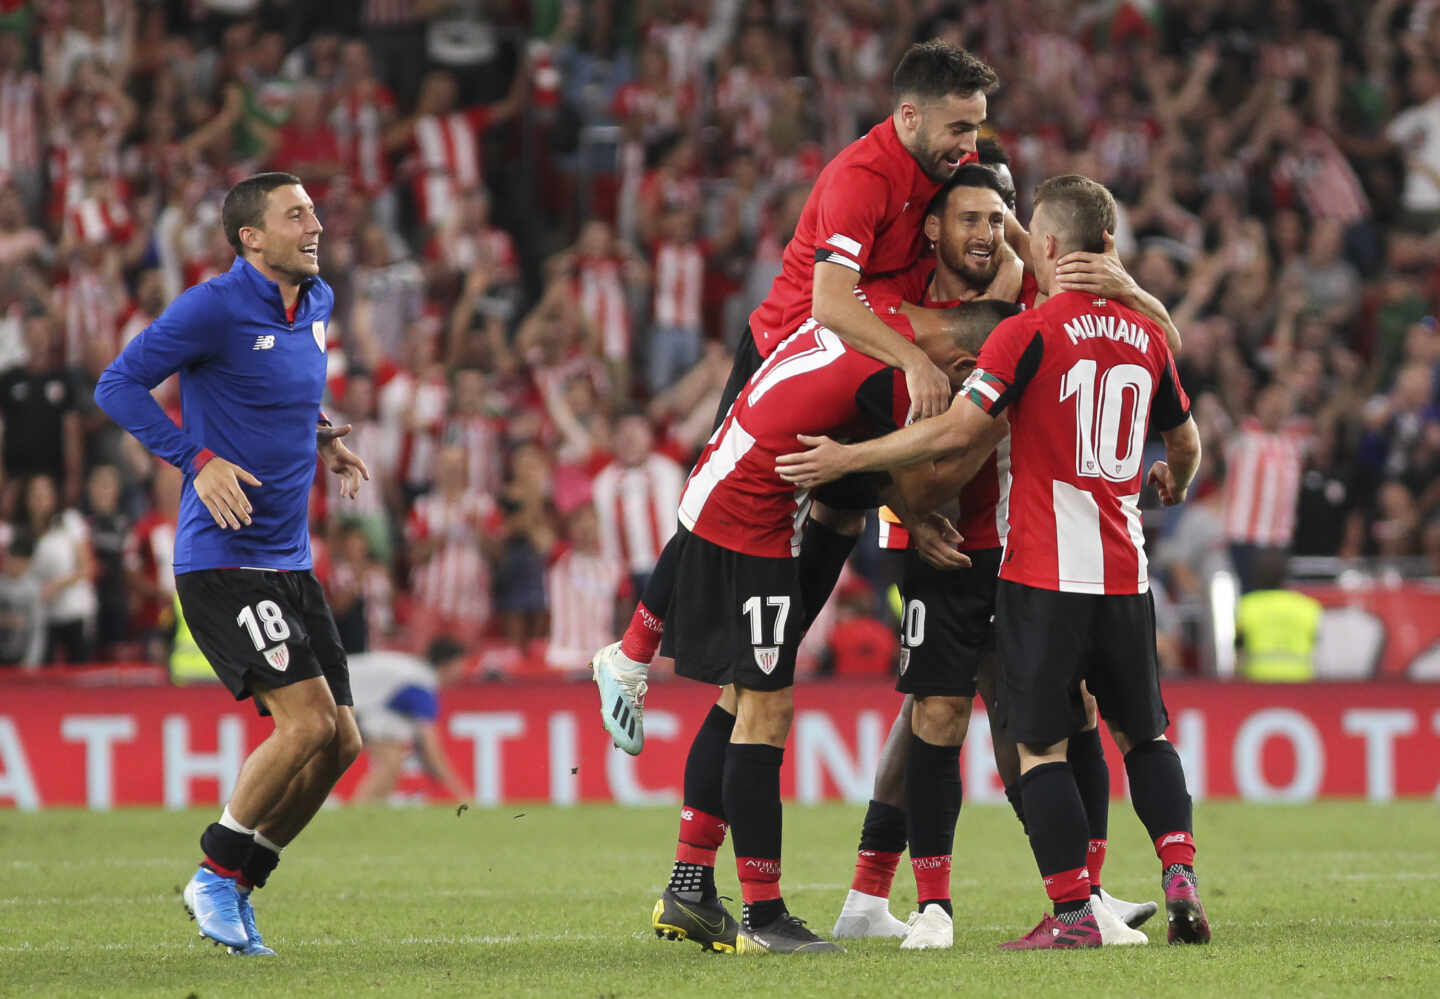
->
xmin=263 ymin=643 xmax=290 ymax=672
xmin=312 ymin=320 xmax=327 ymax=353
xmin=753 ymin=646 xmax=780 ymax=675
xmin=898 ymin=647 xmax=910 ymax=675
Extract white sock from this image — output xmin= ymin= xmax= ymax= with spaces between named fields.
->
xmin=219 ymin=806 xmax=255 ymax=836
xmin=253 ymin=831 xmax=284 ymax=855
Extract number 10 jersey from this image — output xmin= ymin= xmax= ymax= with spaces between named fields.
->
xmin=962 ymin=290 xmax=1191 ymax=595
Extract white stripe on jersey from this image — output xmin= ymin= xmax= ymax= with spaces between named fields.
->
xmin=1053 ymin=480 xmax=1105 ymax=595
xmin=679 ymin=420 xmax=757 ymax=534
xmin=994 ymin=435 xmax=1013 ymax=543
xmin=1121 ymin=492 xmax=1148 ymax=592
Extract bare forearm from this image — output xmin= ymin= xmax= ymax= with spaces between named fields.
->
xmin=814 ymin=288 xmax=924 ymax=369
xmin=1118 ymin=283 xmax=1182 ymax=353
xmin=841 ymin=408 xmax=974 ymax=475
xmin=1166 ymin=441 xmax=1202 ymax=495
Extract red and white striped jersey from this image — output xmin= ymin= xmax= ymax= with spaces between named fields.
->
xmin=965 ymin=291 xmax=1190 ymax=594
xmin=324 ymin=417 xmax=396 ymax=521
xmin=332 ymin=84 xmax=396 ymax=194
xmin=65 ymin=195 xmax=134 ymax=246
xmin=429 ymin=224 xmax=519 ymax=285
xmin=124 ymin=511 xmax=175 ymax=630
xmin=1222 ymin=420 xmax=1307 ymax=547
xmin=575 ymin=256 xmax=630 ymax=360
xmin=0 ymin=67 xmax=41 ymax=174
xmin=442 ymin=413 xmax=504 ymax=498
xmin=57 ymin=265 xmax=122 ymax=370
xmin=592 ymin=453 xmax=685 ymax=574
xmin=1272 ymin=127 xmax=1369 ymax=224
xmin=611 ymin=80 xmax=697 ymax=134
xmin=405 ymin=490 xmax=500 ymax=622
xmin=545 ymin=545 xmax=624 ymax=668
xmin=411 ymin=107 xmax=491 ymax=225
xmin=652 ymin=239 xmax=704 ymax=329
xmin=378 ymin=368 xmax=449 ymax=489
xmin=681 ymin=317 xmax=911 ymax=558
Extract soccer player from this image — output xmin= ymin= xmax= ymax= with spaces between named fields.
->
xmin=777 ymin=174 xmax=1210 ymax=949
xmin=650 ymin=298 xmax=1017 ymax=955
xmin=592 ymin=39 xmax=999 ymax=756
xmin=95 ymin=173 xmax=370 ymax=956
xmin=835 ymin=164 xmax=1159 ymax=948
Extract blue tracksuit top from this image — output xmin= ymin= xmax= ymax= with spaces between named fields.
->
xmin=95 ymin=257 xmax=333 ymax=574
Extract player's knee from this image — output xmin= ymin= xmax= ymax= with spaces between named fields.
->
xmin=283 ymin=705 xmax=337 ymax=756
xmin=913 ymin=696 xmax=971 ymax=746
xmin=735 ymin=687 xmax=794 ymax=744
xmin=334 ymin=723 xmax=364 ymax=771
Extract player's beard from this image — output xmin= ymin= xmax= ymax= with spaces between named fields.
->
xmin=913 ymin=131 xmax=961 ymax=184
xmin=267 ymin=244 xmax=320 ymax=283
xmin=938 ymin=238 xmax=1000 ymax=291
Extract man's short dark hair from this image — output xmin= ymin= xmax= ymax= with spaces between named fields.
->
xmin=927 ymin=164 xmax=1009 ymax=218
xmin=976 ymin=137 xmax=1010 ymax=167
xmin=426 ymin=636 xmax=467 ymax=669
xmin=1033 ymin=174 xmax=1117 ymax=254
xmin=937 ymin=300 xmax=1023 ymax=356
xmin=892 ymin=40 xmax=998 ymax=104
xmin=222 ymin=172 xmax=302 ymax=254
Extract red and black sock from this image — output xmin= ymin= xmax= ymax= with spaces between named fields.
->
xmin=620 ymin=601 xmax=665 ymax=664
xmin=199 ymin=823 xmax=251 ymax=878
xmin=1067 ymin=727 xmax=1108 ymax=891
xmin=725 ymin=742 xmax=786 ymax=930
xmin=1018 ymin=761 xmax=1092 ymax=917
xmin=905 ymin=734 xmax=961 ymax=916
xmin=851 ymin=799 xmax=906 ymax=897
xmin=797 ymin=518 xmax=858 ymax=633
xmin=1123 ymin=740 xmax=1196 ymax=876
xmin=667 ymin=704 xmax=736 ymax=900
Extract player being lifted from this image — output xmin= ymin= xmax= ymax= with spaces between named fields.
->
xmin=833 ymin=157 xmax=1170 ymax=949
xmin=779 ymin=175 xmax=1209 ymax=949
xmin=591 ymin=39 xmax=1000 ymax=756
xmin=651 ymin=294 xmax=1019 ymax=955
xmin=96 ymin=173 xmax=370 ymax=956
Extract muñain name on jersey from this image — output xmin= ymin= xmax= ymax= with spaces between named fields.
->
xmin=1063 ymin=314 xmax=1150 ymax=354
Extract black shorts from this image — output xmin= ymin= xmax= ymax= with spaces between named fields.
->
xmin=716 ymin=324 xmax=887 ymax=512
xmin=896 ymin=548 xmax=1002 ymax=698
xmin=175 ymin=568 xmax=353 ymax=715
xmin=993 ymin=580 xmax=1168 ymax=746
xmin=668 ymin=527 xmax=804 ymax=691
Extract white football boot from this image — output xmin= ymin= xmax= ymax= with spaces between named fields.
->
xmin=591 ymin=641 xmax=648 ymax=755
xmin=832 ymin=889 xmax=909 ymax=939
xmin=1098 ymin=887 xmax=1159 ymax=929
xmin=899 ymin=904 xmax=954 ymax=950
xmin=1093 ymin=895 xmax=1149 ymax=945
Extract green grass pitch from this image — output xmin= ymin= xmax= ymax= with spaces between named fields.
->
xmin=2 ymin=801 xmax=1438 ymax=997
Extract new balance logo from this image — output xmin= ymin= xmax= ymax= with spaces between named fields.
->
xmin=1160 ymin=833 xmax=1189 ymax=847
xmin=252 ymin=335 xmax=276 ymax=350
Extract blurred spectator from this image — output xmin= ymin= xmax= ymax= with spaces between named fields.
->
xmin=405 ymin=444 xmax=501 ymax=652
xmin=84 ymin=463 xmax=129 ymax=657
xmin=328 ymin=368 xmax=399 ymax=561
xmin=545 ymin=503 xmax=623 ymax=670
xmin=1222 ymin=385 xmax=1308 ymax=591
xmin=18 ymin=473 xmax=96 ymax=663
xmin=0 ymin=31 xmax=44 ymax=220
xmin=327 ymin=522 xmax=394 ymax=654
xmin=350 ymin=223 xmax=424 ymax=364
xmin=818 ymin=576 xmax=898 ymax=678
xmin=0 ymin=311 xmax=83 ymax=509
xmin=0 ymin=531 xmax=44 ymax=668
xmin=646 ymin=205 xmax=706 ymax=394
xmin=1235 ymin=551 xmax=1321 ymax=682
xmin=125 ymin=463 xmax=180 ymax=664
xmin=591 ymin=411 xmax=683 ymax=596
xmin=493 ymin=444 xmax=557 ymax=647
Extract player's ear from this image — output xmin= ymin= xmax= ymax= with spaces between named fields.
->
xmin=1044 ymin=232 xmax=1059 ymax=262
xmin=896 ymin=98 xmax=919 ymax=132
xmin=240 ymin=225 xmax=262 ymax=251
xmin=924 ymin=212 xmax=940 ymax=243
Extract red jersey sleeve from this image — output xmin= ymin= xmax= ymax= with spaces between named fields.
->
xmin=965 ymin=314 xmax=1046 ymax=416
xmin=811 ymin=166 xmax=891 ymax=275
xmin=853 ymin=367 xmax=910 ymax=435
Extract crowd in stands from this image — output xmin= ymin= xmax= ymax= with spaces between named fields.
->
xmin=0 ymin=0 xmax=1438 ymax=676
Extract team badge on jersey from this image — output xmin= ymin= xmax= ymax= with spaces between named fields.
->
xmin=263 ymin=643 xmax=290 ymax=671
xmin=753 ymin=646 xmax=780 ymax=675
xmin=312 ymin=320 xmax=327 ymax=353
xmin=897 ymin=648 xmax=910 ymax=676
